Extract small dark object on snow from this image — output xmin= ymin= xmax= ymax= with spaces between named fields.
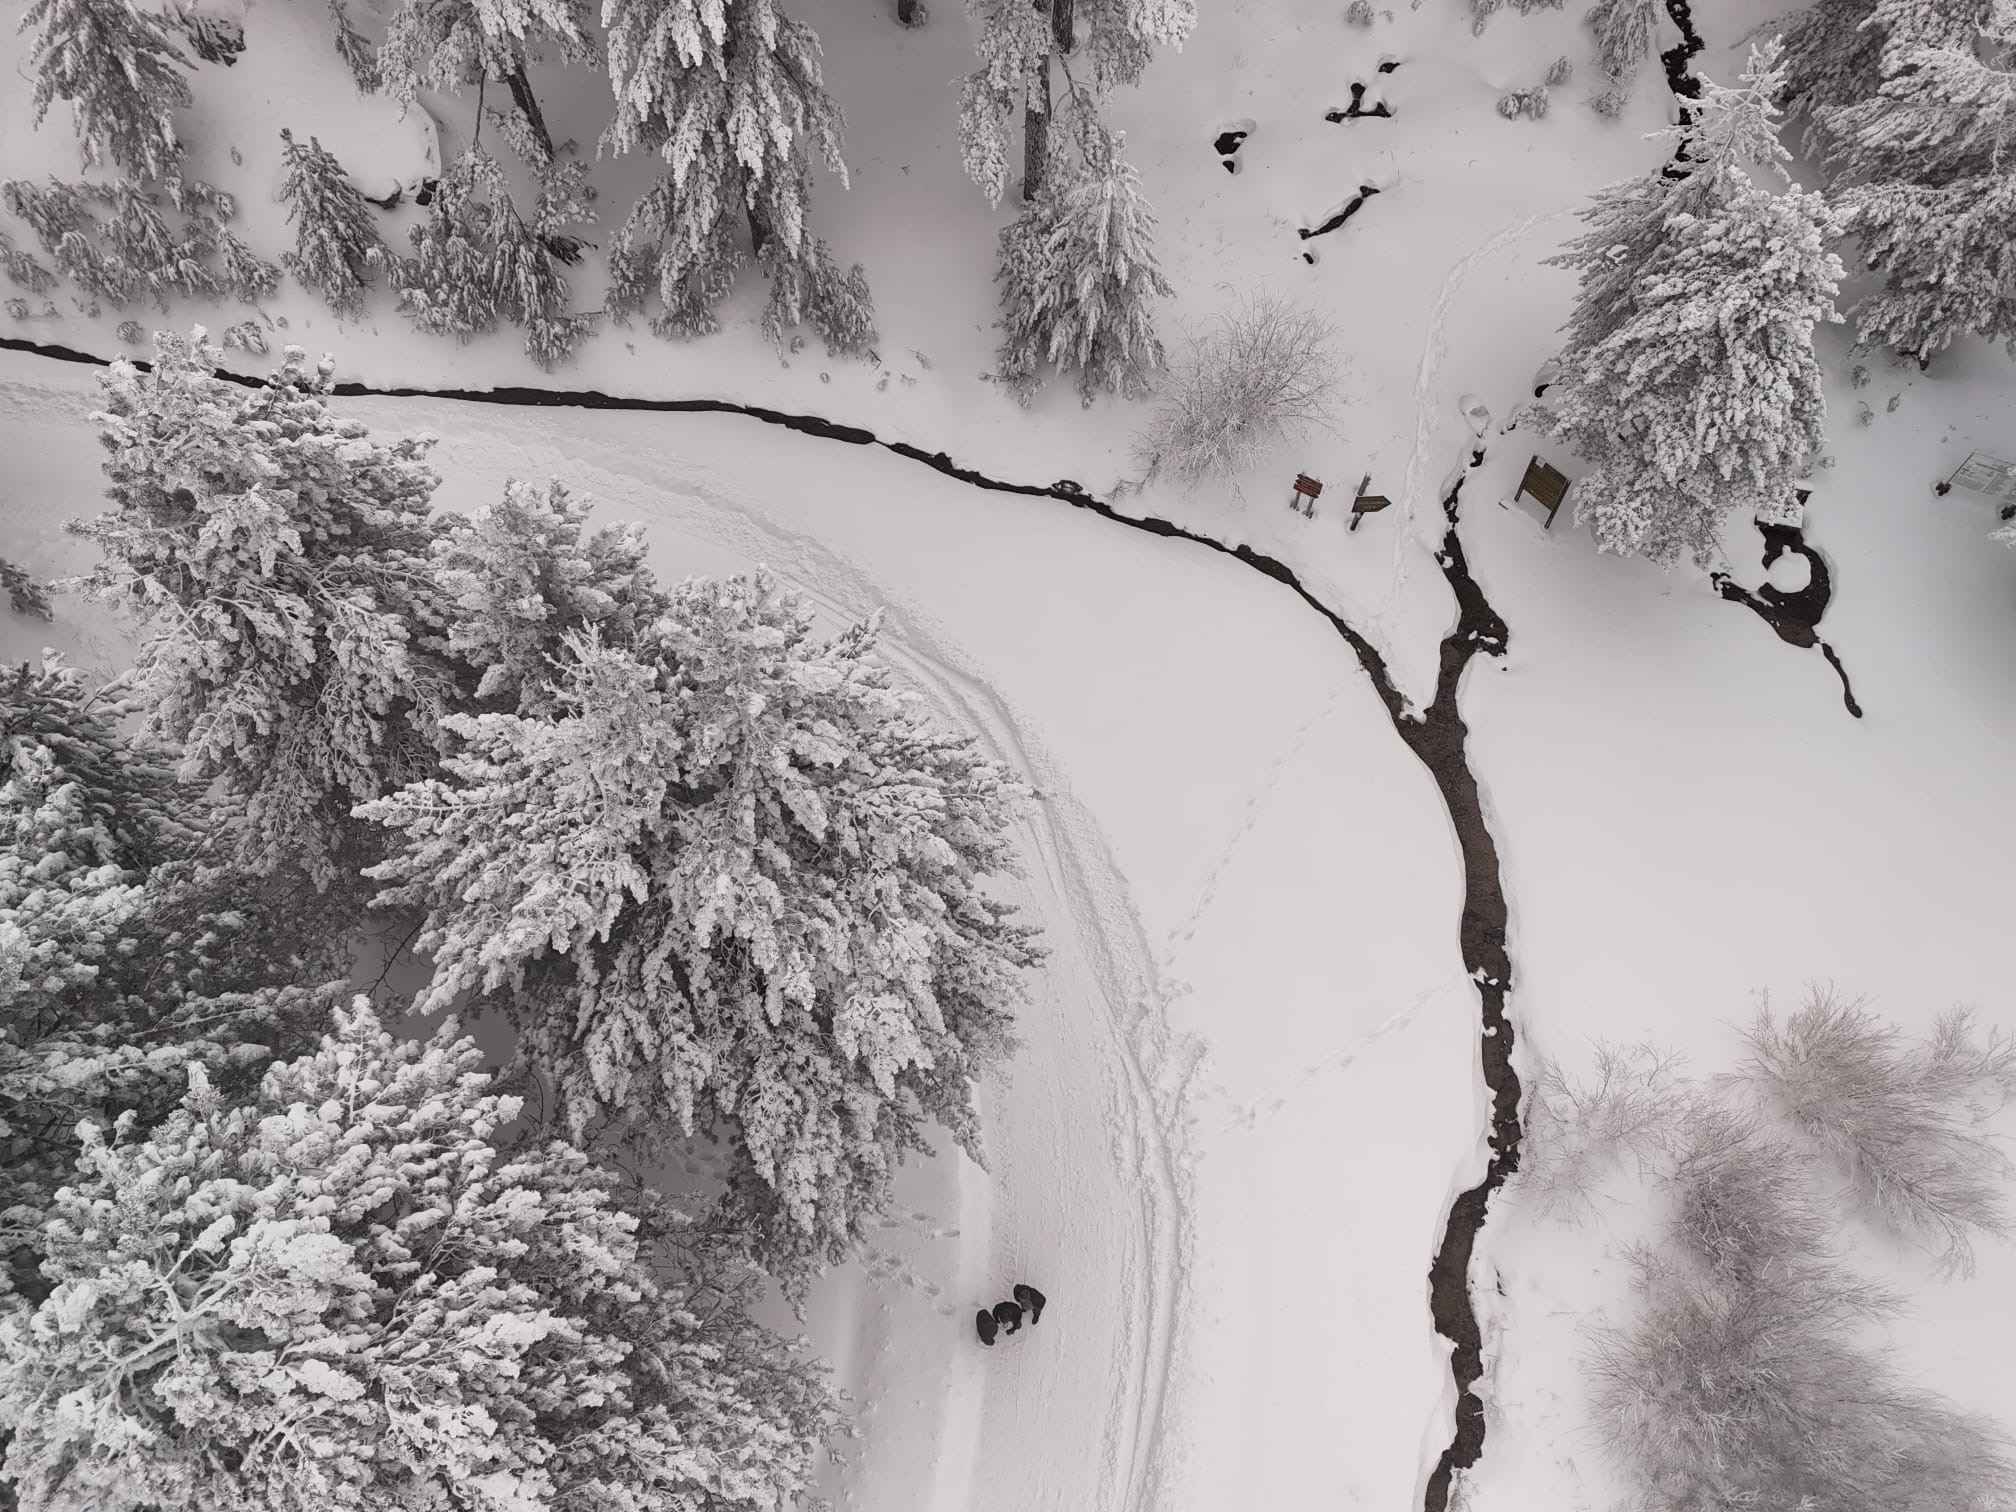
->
xmin=1350 ymin=473 xmax=1392 ymax=532
xmin=992 ymin=1300 xmax=1024 ymax=1335
xmin=414 ymin=177 xmax=441 ymax=209
xmin=1013 ymin=1283 xmax=1046 ymax=1324
xmin=1290 ymin=473 xmax=1323 ymax=517
xmin=1515 ymin=456 xmax=1570 ymax=528
xmin=976 ymin=1309 xmax=998 ymax=1346
xmin=364 ymin=187 xmax=403 ymax=211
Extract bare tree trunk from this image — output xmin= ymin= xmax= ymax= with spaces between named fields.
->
xmin=503 ymin=63 xmax=556 ymax=164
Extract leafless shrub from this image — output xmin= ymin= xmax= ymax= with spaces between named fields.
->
xmin=1739 ymin=990 xmax=2016 ymax=1274
xmin=1661 ymin=1097 xmax=1837 ymax=1280
xmin=1131 ymin=293 xmax=1342 ymax=490
xmin=1517 ymin=1042 xmax=1686 ymax=1219
xmin=1588 ymin=1245 xmax=2014 ymax=1512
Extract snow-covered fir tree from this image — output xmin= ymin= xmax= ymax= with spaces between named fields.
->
xmin=1586 ymin=0 xmax=1660 ymax=97
xmin=600 ymin=0 xmax=875 ymax=353
xmin=359 ymin=573 xmax=1042 ymax=1278
xmin=392 ymin=146 xmax=597 ymax=368
xmin=429 ymin=477 xmax=665 ymax=711
xmin=19 ymin=0 xmax=193 ymax=182
xmin=1814 ymin=32 xmax=2016 ymax=361
xmin=1536 ymin=43 xmax=1846 ymax=567
xmin=1770 ymin=0 xmax=1994 ymax=147
xmin=378 ymin=0 xmax=596 ymax=169
xmin=69 ymin=330 xmax=451 ymax=887
xmin=278 ymin=130 xmax=387 ymax=320
xmin=0 ymin=1000 xmax=842 ymax=1512
xmin=0 ymin=657 xmax=346 ymax=1307
xmin=996 ymin=123 xmax=1172 ymax=404
xmin=960 ymin=0 xmax=1193 ymax=205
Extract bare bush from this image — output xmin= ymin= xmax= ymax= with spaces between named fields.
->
xmin=1740 ymin=990 xmax=2016 ymax=1274
xmin=1517 ymin=1041 xmax=1685 ymax=1219
xmin=1589 ymin=1247 xmax=2015 ymax=1512
xmin=1131 ymin=293 xmax=1342 ymax=490
xmin=1660 ymin=1097 xmax=1839 ymax=1280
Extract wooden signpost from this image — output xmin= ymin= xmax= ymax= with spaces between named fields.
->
xmin=1516 ymin=455 xmax=1571 ymax=528
xmin=1349 ymin=473 xmax=1393 ymax=531
xmin=1290 ymin=473 xmax=1323 ymax=517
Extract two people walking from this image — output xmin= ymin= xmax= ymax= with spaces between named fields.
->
xmin=975 ymin=1283 xmax=1046 ymax=1346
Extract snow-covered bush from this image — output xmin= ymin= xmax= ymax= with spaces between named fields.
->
xmin=1515 ymin=1042 xmax=1685 ymax=1220
xmin=1346 ymin=0 xmax=1374 ymax=23
xmin=996 ymin=127 xmax=1171 ymax=404
xmin=392 ymin=147 xmax=597 ymax=369
xmin=1739 ymin=989 xmax=2016 ymax=1274
xmin=0 ymin=229 xmax=57 ymax=295
xmin=1131 ymin=292 xmax=1341 ymax=488
xmin=428 ymin=477 xmax=665 ymax=711
xmin=2 ymin=176 xmax=279 ymax=310
xmin=600 ymin=0 xmax=875 ymax=354
xmin=69 ymin=330 xmax=450 ymax=886
xmin=0 ymin=1000 xmax=842 ymax=1512
xmin=1586 ymin=1243 xmax=2016 ymax=1512
xmin=359 ymin=573 xmax=1042 ymax=1278
xmin=1535 ymin=42 xmax=1845 ymax=567
xmin=1546 ymin=54 xmax=1573 ymax=85
xmin=1497 ymin=84 xmax=1550 ymax=118
xmin=278 ymin=130 xmax=386 ymax=320
xmin=19 ymin=0 xmax=193 ymax=182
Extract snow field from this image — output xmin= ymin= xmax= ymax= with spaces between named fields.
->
xmin=0 ymin=350 xmax=1487 ymax=1512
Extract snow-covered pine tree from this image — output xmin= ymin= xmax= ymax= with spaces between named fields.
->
xmin=359 ymin=574 xmax=1042 ymax=1278
xmin=1814 ymin=37 xmax=2016 ymax=361
xmin=1770 ymin=0 xmax=1993 ymax=147
xmin=19 ymin=0 xmax=193 ymax=183
xmin=960 ymin=0 xmax=1191 ymax=205
xmin=326 ymin=0 xmax=381 ymax=91
xmin=0 ymin=1000 xmax=842 ymax=1512
xmin=600 ymin=0 xmax=875 ymax=353
xmin=1587 ymin=0 xmax=1660 ymax=97
xmin=1839 ymin=173 xmax=2016 ymax=362
xmin=378 ymin=0 xmax=596 ymax=167
xmin=0 ymin=657 xmax=347 ymax=1308
xmin=69 ymin=330 xmax=451 ymax=887
xmin=996 ymin=124 xmax=1171 ymax=404
xmin=278 ymin=129 xmax=387 ymax=320
xmin=392 ymin=146 xmax=597 ymax=367
xmin=430 ymin=476 xmax=665 ymax=710
xmin=1535 ymin=42 xmax=1846 ymax=567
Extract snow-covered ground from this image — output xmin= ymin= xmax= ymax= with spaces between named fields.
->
xmin=5 ymin=0 xmax=2016 ymax=1506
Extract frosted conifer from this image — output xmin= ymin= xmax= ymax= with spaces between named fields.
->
xmin=393 ymin=147 xmax=596 ymax=368
xmin=19 ymin=0 xmax=193 ymax=182
xmin=359 ymin=573 xmax=1042 ymax=1278
xmin=0 ymin=1000 xmax=842 ymax=1512
xmin=379 ymin=0 xmax=595 ymax=165
xmin=430 ymin=477 xmax=665 ymax=709
xmin=279 ymin=130 xmax=387 ymax=320
xmin=600 ymin=0 xmax=875 ymax=352
xmin=1536 ymin=43 xmax=1845 ymax=567
xmin=996 ymin=127 xmax=1171 ymax=404
xmin=1587 ymin=0 xmax=1659 ymax=94
xmin=69 ymin=331 xmax=450 ymax=886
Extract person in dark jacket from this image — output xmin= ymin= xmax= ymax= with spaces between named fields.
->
xmin=976 ymin=1309 xmax=999 ymax=1346
xmin=991 ymin=1299 xmax=1024 ymax=1335
xmin=1013 ymin=1283 xmax=1046 ymax=1325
